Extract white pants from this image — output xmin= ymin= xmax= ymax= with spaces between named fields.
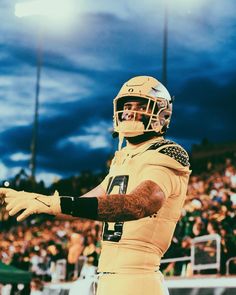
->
xmin=96 ymin=272 xmax=169 ymax=295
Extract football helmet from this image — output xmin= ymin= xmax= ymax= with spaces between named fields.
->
xmin=113 ymin=76 xmax=173 ymax=138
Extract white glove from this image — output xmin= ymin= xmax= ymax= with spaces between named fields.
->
xmin=0 ymin=188 xmax=61 ymax=222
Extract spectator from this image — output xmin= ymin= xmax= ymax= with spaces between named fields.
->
xmin=67 ymin=233 xmax=84 ymax=280
xmin=30 ymin=278 xmax=44 ymax=295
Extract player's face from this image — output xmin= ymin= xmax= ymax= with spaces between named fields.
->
xmin=121 ymin=98 xmax=151 ymax=122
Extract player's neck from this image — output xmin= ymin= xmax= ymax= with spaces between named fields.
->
xmin=125 ymin=133 xmax=162 ymax=147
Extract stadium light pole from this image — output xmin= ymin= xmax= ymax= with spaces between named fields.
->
xmin=162 ymin=1 xmax=169 ymax=87
xmin=161 ymin=0 xmax=200 ymax=86
xmin=15 ymin=5 xmax=45 ymax=182
xmin=15 ymin=0 xmax=75 ymax=181
xmin=30 ymin=29 xmax=43 ymax=182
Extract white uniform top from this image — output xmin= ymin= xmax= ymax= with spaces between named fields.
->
xmin=98 ymin=137 xmax=191 ymax=274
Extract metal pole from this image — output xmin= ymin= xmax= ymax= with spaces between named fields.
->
xmin=162 ymin=2 xmax=168 ymax=87
xmin=30 ymin=28 xmax=43 ymax=181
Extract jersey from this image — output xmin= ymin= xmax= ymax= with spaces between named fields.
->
xmin=98 ymin=137 xmax=191 ymax=274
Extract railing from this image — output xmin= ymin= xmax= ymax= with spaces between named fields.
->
xmin=161 ymin=234 xmax=222 ymax=275
xmin=191 ymin=234 xmax=221 ymax=273
xmin=226 ymin=257 xmax=236 ymax=275
xmin=161 ymin=256 xmax=191 ymax=264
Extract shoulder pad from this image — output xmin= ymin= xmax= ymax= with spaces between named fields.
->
xmin=147 ymin=139 xmax=176 ymax=151
xmin=159 ymin=145 xmax=190 ymax=167
xmin=147 ymin=140 xmax=190 ymax=167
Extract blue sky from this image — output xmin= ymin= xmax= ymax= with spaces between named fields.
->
xmin=0 ymin=0 xmax=236 ymax=184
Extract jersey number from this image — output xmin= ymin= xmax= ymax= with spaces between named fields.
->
xmin=102 ymin=175 xmax=129 ymax=242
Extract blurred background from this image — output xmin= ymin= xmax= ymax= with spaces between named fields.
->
xmin=0 ymin=0 xmax=236 ymax=294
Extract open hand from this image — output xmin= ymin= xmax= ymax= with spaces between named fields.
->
xmin=0 ymin=188 xmax=61 ymax=222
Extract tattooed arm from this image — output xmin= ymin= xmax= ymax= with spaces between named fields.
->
xmin=97 ymin=180 xmax=165 ymax=222
xmin=1 ymin=181 xmax=165 ymax=222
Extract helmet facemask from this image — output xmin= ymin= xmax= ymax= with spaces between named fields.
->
xmin=114 ymin=96 xmax=172 ymax=137
xmin=112 ymin=76 xmax=173 ymax=149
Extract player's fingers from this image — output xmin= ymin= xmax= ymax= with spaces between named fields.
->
xmin=0 ymin=189 xmax=5 ymax=197
xmin=7 ymin=194 xmax=32 ymax=218
xmin=5 ymin=190 xmax=20 ymax=199
xmin=0 ymin=188 xmax=14 ymax=196
xmin=6 ymin=201 xmax=15 ymax=211
xmin=8 ymin=202 xmax=27 ymax=216
xmin=5 ymin=197 xmax=16 ymax=204
xmin=5 ymin=197 xmax=22 ymax=209
xmin=17 ymin=208 xmax=32 ymax=222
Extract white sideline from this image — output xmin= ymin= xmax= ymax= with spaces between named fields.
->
xmin=46 ymin=276 xmax=236 ymax=294
xmin=165 ymin=276 xmax=236 ymax=288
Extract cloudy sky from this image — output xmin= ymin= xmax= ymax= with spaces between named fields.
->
xmin=0 ymin=0 xmax=235 ymax=184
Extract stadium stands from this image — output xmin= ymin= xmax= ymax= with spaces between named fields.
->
xmin=0 ymin=155 xmax=236 ymax=288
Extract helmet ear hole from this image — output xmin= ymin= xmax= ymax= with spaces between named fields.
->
xmin=152 ymin=121 xmax=159 ymax=128
xmin=160 ymin=119 xmax=165 ymax=126
xmin=151 ymin=120 xmax=161 ymax=133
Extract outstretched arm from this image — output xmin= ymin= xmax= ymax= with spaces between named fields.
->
xmin=0 ymin=180 xmax=165 ymax=222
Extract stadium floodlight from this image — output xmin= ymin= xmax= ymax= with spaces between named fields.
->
xmin=15 ymin=0 xmax=75 ymax=24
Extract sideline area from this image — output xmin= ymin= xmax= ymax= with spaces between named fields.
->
xmin=44 ymin=275 xmax=236 ymax=295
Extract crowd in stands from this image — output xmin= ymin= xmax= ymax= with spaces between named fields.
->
xmin=162 ymin=157 xmax=236 ymax=276
xmin=0 ymin=156 xmax=236 ymax=286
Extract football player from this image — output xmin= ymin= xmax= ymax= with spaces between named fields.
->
xmin=0 ymin=76 xmax=191 ymax=295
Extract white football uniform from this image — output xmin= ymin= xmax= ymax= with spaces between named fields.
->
xmin=96 ymin=137 xmax=191 ymax=295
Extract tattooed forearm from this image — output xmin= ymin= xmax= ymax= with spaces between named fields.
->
xmin=97 ymin=180 xmax=165 ymax=222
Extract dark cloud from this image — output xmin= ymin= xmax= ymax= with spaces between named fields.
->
xmin=0 ymin=93 xmax=113 ymax=175
xmin=170 ymin=75 xmax=236 ymax=142
xmin=0 ymin=1 xmax=236 ymax=181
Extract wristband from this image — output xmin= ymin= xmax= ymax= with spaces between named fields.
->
xmin=60 ymin=196 xmax=98 ymax=220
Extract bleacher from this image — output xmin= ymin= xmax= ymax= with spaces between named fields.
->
xmin=0 ymin=146 xmax=236 ymax=294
